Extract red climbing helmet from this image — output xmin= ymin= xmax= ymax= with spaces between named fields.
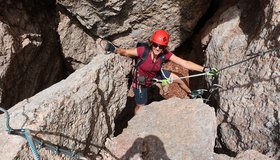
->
xmin=150 ymin=29 xmax=169 ymax=46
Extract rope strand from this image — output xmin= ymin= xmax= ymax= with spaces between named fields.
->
xmin=218 ymin=47 xmax=280 ymax=72
xmin=0 ymin=107 xmax=86 ymax=160
xmin=0 ymin=107 xmax=13 ymax=133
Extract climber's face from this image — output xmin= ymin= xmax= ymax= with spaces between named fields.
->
xmin=152 ymin=42 xmax=166 ymax=55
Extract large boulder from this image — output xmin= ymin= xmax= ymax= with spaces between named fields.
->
xmin=0 ymin=0 xmax=212 ymax=108
xmin=103 ymin=98 xmax=217 ymax=160
xmin=214 ymin=150 xmax=274 ymax=160
xmin=56 ymin=0 xmax=211 ymax=50
xmin=200 ymin=0 xmax=280 ymax=158
xmin=0 ymin=54 xmax=131 ymax=160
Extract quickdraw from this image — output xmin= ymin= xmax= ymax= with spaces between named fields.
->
xmin=190 ymin=84 xmax=222 ymax=102
xmin=151 ymin=78 xmax=171 ymax=86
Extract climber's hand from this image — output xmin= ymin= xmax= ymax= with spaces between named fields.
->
xmin=104 ymin=41 xmax=117 ymax=53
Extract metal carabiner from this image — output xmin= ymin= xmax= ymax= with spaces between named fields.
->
xmin=190 ymin=89 xmax=208 ymax=99
xmin=152 ymin=78 xmax=170 ymax=86
xmin=151 ymin=78 xmax=159 ymax=83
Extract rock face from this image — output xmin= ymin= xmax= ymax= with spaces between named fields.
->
xmin=0 ymin=0 xmax=279 ymax=160
xmin=0 ymin=54 xmax=131 ymax=160
xmin=103 ymin=98 xmax=217 ymax=160
xmin=0 ymin=0 xmax=211 ymax=109
xmin=57 ymin=0 xmax=211 ymax=50
xmin=0 ymin=1 xmax=64 ymax=108
xmin=200 ymin=0 xmax=280 ymax=158
xmin=57 ymin=10 xmax=98 ymax=71
xmin=214 ymin=150 xmax=274 ymax=160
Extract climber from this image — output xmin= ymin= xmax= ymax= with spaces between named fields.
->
xmin=104 ymin=29 xmax=218 ymax=113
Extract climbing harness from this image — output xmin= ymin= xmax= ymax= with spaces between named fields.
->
xmin=0 ymin=107 xmax=87 ymax=160
xmin=133 ymin=42 xmax=167 ymax=88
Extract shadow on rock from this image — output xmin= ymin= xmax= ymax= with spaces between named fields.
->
xmin=121 ymin=135 xmax=171 ymax=160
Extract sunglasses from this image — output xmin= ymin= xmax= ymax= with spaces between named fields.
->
xmin=152 ymin=43 xmax=166 ymax=50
